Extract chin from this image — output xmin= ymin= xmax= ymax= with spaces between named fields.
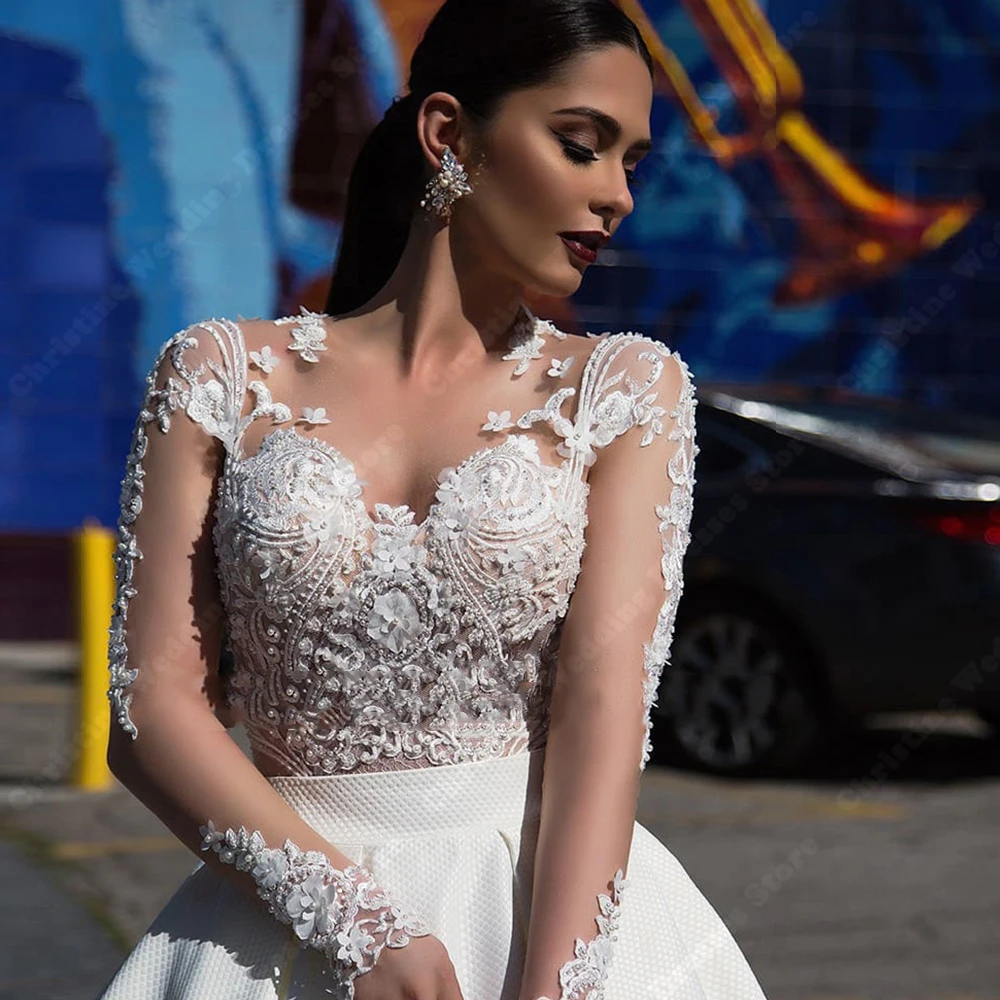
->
xmin=529 ymin=261 xmax=584 ymax=299
xmin=506 ymin=246 xmax=584 ymax=298
xmin=554 ymin=269 xmax=584 ymax=297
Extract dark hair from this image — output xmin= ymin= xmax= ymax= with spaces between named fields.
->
xmin=323 ymin=0 xmax=653 ymax=316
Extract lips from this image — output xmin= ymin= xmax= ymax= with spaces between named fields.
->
xmin=559 ymin=231 xmax=610 ymax=265
xmin=559 ymin=231 xmax=609 ymax=250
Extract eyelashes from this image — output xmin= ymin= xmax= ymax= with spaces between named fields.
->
xmin=556 ymin=135 xmax=645 ymax=191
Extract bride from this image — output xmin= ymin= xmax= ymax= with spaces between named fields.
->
xmin=97 ymin=1 xmax=769 ymax=998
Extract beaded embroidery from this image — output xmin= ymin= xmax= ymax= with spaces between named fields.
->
xmin=108 ymin=306 xmax=696 ymax=777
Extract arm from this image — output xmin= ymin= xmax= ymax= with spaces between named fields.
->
xmin=105 ymin=321 xmax=431 ymax=992
xmin=518 ymin=336 xmax=697 ymax=1000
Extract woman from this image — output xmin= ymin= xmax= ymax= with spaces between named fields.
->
xmin=98 ymin=1 xmax=770 ymax=998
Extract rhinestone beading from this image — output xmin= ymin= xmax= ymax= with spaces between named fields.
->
xmin=419 ymin=146 xmax=473 ymax=219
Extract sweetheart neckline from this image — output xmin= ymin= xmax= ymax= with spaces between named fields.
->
xmin=230 ymin=425 xmax=583 ymax=532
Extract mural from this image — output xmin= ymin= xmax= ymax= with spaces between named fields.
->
xmin=1 ymin=0 xmax=999 ymax=530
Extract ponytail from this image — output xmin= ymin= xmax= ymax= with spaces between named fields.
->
xmin=324 ymin=94 xmax=426 ymax=316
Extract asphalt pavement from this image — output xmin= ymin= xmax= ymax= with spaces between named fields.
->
xmin=1 ymin=647 xmax=999 ymax=1000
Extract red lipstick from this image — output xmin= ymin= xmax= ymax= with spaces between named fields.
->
xmin=558 ymin=231 xmax=610 ymax=265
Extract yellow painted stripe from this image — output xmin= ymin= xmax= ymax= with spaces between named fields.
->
xmin=777 ymin=112 xmax=900 ymax=213
xmin=732 ymin=0 xmax=804 ymax=100
xmin=52 ymin=836 xmax=185 ymax=860
xmin=788 ymin=800 xmax=906 ymax=821
xmin=703 ymin=0 xmax=777 ymax=111
xmin=922 ymin=203 xmax=977 ymax=249
xmin=641 ymin=799 xmax=907 ymax=827
xmin=648 ymin=774 xmax=869 ymax=807
xmin=617 ymin=0 xmax=731 ymax=150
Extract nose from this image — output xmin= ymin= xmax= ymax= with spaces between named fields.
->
xmin=591 ymin=164 xmax=634 ymax=224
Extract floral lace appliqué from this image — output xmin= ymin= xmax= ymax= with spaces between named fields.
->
xmin=277 ymin=305 xmax=329 ymax=363
xmin=107 ymin=319 xmax=293 ymax=737
xmin=536 ymin=868 xmax=629 ymax=1000
xmin=108 ymin=309 xmax=696 ymax=784
xmin=199 ymin=819 xmax=431 ymax=994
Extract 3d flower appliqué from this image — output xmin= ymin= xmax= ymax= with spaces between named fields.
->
xmin=367 ymin=589 xmax=421 ymax=653
xmin=433 ymin=472 xmax=473 ymax=534
xmin=483 ymin=409 xmax=515 ymax=432
xmin=496 ymin=543 xmax=531 ymax=574
xmin=277 ymin=306 xmax=329 ymax=363
xmin=547 ymin=356 xmax=575 ymax=378
xmin=502 ymin=326 xmax=548 ymax=376
xmin=249 ymin=345 xmax=280 ymax=373
xmin=297 ymin=406 xmax=332 ymax=425
xmin=286 ymin=874 xmax=337 ymax=939
xmin=196 ymin=819 xmax=432 ymax=989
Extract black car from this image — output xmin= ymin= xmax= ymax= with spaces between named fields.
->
xmin=651 ymin=384 xmax=1000 ymax=777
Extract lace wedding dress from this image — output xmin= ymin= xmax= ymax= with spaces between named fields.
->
xmin=96 ymin=304 xmax=769 ymax=1000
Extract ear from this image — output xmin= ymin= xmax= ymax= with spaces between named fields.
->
xmin=416 ymin=91 xmax=477 ymax=173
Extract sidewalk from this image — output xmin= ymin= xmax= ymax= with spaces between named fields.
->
xmin=0 ymin=840 xmax=122 ymax=999
xmin=7 ymin=646 xmax=999 ymax=999
xmin=0 ymin=653 xmax=200 ymax=999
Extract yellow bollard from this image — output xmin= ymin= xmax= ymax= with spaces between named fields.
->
xmin=72 ymin=520 xmax=115 ymax=791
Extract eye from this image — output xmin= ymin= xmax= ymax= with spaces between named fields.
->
xmin=556 ymin=135 xmax=645 ymax=192
xmin=556 ymin=135 xmax=598 ymax=164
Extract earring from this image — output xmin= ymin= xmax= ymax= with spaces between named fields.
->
xmin=419 ymin=146 xmax=473 ymax=220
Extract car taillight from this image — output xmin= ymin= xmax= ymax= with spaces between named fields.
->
xmin=907 ymin=507 xmax=1000 ymax=544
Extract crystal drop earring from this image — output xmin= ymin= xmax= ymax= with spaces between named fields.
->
xmin=419 ymin=146 xmax=474 ymax=220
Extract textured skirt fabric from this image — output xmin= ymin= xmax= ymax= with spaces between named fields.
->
xmin=95 ymin=750 xmax=768 ymax=999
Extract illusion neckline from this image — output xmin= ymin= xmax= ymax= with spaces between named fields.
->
xmin=224 ymin=304 xmax=599 ymax=530
xmin=299 ymin=301 xmax=543 ymax=361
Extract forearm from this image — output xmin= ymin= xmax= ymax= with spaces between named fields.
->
xmin=109 ymin=693 xmax=430 ymax=984
xmin=517 ymin=687 xmax=643 ymax=1000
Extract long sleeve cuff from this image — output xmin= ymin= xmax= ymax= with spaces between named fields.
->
xmin=199 ymin=820 xmax=431 ymax=990
xmin=534 ymin=868 xmax=629 ymax=1000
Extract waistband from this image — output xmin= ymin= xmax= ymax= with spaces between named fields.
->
xmin=268 ymin=749 xmax=545 ymax=843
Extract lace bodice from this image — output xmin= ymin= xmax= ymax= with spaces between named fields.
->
xmin=105 ymin=301 xmax=698 ymax=1000
xmin=108 ymin=304 xmax=696 ymax=782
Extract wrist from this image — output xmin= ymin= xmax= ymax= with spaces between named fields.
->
xmin=518 ymin=867 xmax=628 ymax=1000
xmin=199 ymin=820 xmax=431 ymax=986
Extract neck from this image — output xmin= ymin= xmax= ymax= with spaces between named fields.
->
xmin=346 ymin=215 xmax=528 ymax=381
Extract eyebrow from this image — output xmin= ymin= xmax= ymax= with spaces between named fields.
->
xmin=551 ymin=105 xmax=653 ymax=152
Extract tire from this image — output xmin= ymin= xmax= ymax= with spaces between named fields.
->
xmin=650 ymin=591 xmax=832 ymax=777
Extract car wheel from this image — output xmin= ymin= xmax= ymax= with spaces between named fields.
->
xmin=651 ymin=593 xmax=830 ymax=777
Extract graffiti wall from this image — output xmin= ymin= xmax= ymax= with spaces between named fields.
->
xmin=1 ymin=0 xmax=998 ymax=530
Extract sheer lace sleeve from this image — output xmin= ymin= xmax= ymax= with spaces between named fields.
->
xmin=518 ymin=334 xmax=697 ymax=1000
xmin=105 ymin=319 xmax=431 ymax=993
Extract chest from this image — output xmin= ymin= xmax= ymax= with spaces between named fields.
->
xmin=211 ymin=428 xmax=592 ymax=661
xmin=216 ymin=425 xmax=589 ymax=554
xmin=235 ymin=351 xmax=586 ymax=527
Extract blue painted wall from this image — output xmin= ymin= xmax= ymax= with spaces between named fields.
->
xmin=1 ymin=0 xmax=998 ymax=530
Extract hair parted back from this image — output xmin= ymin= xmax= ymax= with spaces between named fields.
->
xmin=323 ymin=0 xmax=653 ymax=316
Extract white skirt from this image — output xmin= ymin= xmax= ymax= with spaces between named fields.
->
xmin=96 ymin=750 xmax=768 ymax=999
